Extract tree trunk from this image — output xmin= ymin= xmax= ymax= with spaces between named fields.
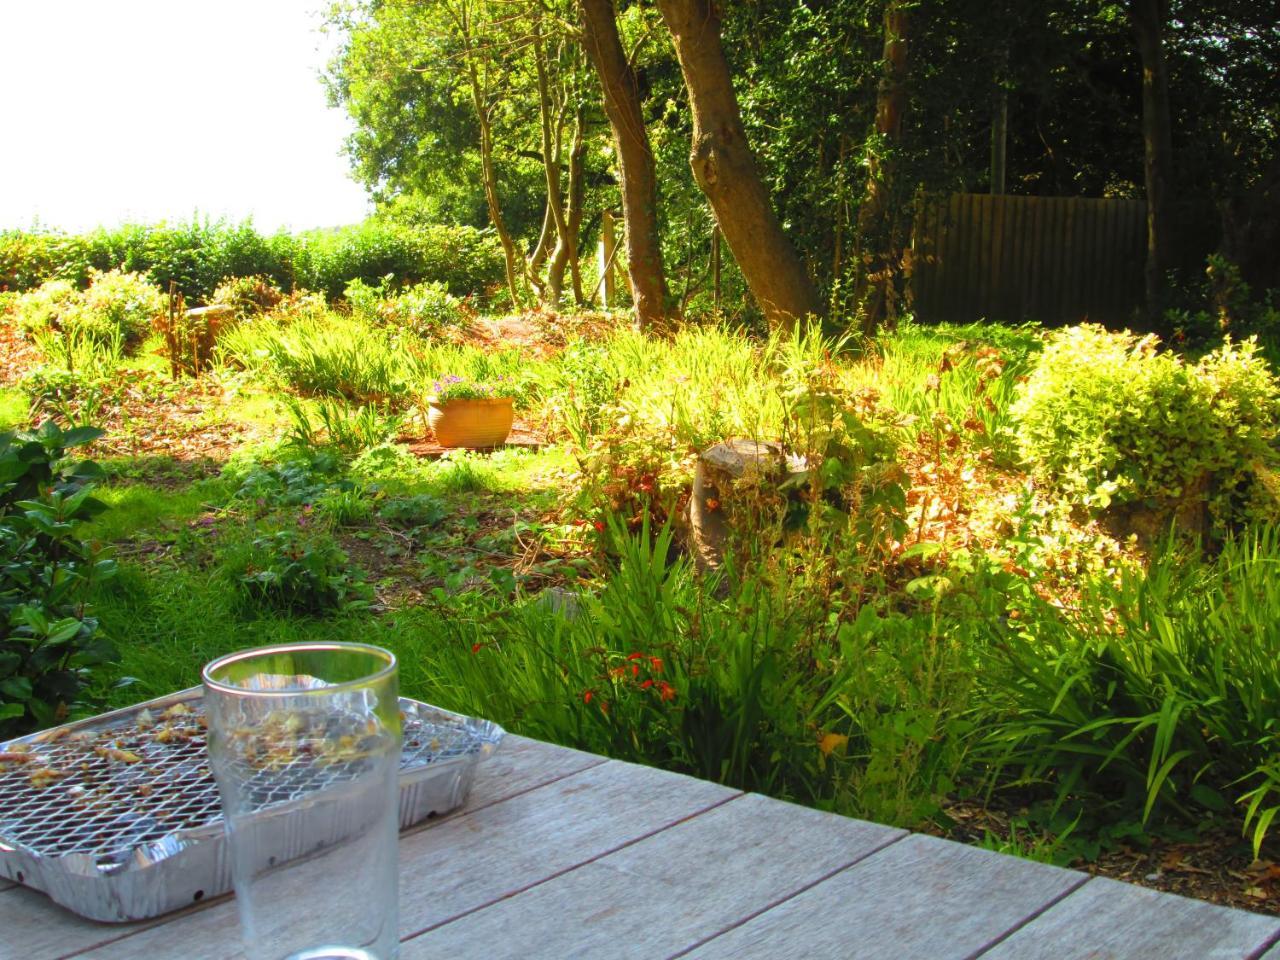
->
xmin=534 ymin=23 xmax=572 ymax=307
xmin=1130 ymin=0 xmax=1174 ymax=318
xmin=656 ymin=0 xmax=823 ymax=332
xmin=454 ymin=2 xmax=523 ymax=309
xmin=559 ymin=106 xmax=587 ymax=305
xmin=854 ymin=0 xmax=910 ymax=336
xmin=579 ymin=0 xmax=670 ymax=330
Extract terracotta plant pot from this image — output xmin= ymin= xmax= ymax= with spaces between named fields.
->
xmin=427 ymin=396 xmax=514 ymax=449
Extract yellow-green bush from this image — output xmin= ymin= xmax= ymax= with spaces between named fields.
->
xmin=14 ymin=269 xmax=162 ymax=351
xmin=1011 ymin=324 xmax=1280 ymax=527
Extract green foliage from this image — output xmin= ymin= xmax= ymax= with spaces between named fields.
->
xmin=296 ymin=221 xmax=505 ymax=301
xmin=229 ymin=529 xmax=371 ymax=616
xmin=0 ymin=422 xmax=117 ymax=735
xmin=431 ymin=518 xmax=974 ymax=823
xmin=14 ymin=270 xmax=162 ymax=353
xmin=377 ymin=493 xmax=447 ymax=529
xmin=210 ymin=275 xmax=284 ymax=321
xmin=346 ymin=276 xmax=469 ymax=339
xmin=220 ymin=313 xmax=408 ymax=403
xmin=12 ymin=278 xmax=79 ymax=336
xmin=428 ymin=375 xmax=513 ymax=403
xmin=977 ymin=524 xmax=1280 ymax=857
xmin=20 ymin=366 xmax=113 ymax=425
xmin=283 ymin=395 xmax=404 ymax=457
xmin=0 ymin=219 xmax=505 ymax=304
xmin=1011 ymin=325 xmax=1280 ymax=527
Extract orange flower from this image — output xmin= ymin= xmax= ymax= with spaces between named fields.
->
xmin=471 ymin=643 xmax=483 ymax=655
xmin=609 ymin=666 xmax=627 ymax=679
xmin=640 ymin=679 xmax=654 ymax=690
xmin=649 ymin=657 xmax=663 ymax=674
xmin=626 ymin=652 xmax=644 ymax=661
xmin=657 ymin=681 xmax=676 ymax=702
xmin=817 ymin=732 xmax=849 ymax=757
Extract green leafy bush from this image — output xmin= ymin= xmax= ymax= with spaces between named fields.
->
xmin=0 ymin=422 xmax=117 ymax=735
xmin=0 ymin=220 xmax=504 ymax=304
xmin=230 ymin=529 xmax=370 ymax=615
xmin=298 ymin=221 xmax=504 ymax=301
xmin=345 ymin=275 xmax=468 ymax=337
xmin=1011 ymin=325 xmax=1280 ymax=528
xmin=210 ymin=275 xmax=284 ymax=321
xmin=12 ymin=278 xmax=79 ymax=336
xmin=16 ymin=270 xmax=163 ymax=352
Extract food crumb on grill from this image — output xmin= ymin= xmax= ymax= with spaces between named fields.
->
xmin=29 ymin=767 xmax=68 ymax=789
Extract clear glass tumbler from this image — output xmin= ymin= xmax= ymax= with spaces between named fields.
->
xmin=203 ymin=642 xmax=401 ymax=960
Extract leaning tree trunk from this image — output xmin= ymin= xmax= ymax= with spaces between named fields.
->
xmin=656 ymin=0 xmax=823 ymax=332
xmin=1131 ymin=0 xmax=1174 ymax=320
xmin=579 ymin=0 xmax=670 ymax=330
xmin=853 ymin=0 xmax=910 ymax=337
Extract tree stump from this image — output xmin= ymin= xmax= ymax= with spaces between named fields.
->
xmin=687 ymin=438 xmax=785 ymax=572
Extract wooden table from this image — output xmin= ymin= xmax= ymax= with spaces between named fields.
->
xmin=4 ymin=735 xmax=1280 ymax=959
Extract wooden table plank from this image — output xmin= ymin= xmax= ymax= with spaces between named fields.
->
xmin=67 ymin=757 xmax=738 ymax=960
xmin=976 ymin=876 xmax=1280 ymax=960
xmin=401 ymin=792 xmax=906 ymax=959
xmin=0 ymin=737 xmax=603 ymax=960
xmin=682 ymin=833 xmax=1087 ymax=960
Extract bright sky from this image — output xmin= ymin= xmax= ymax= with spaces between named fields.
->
xmin=0 ymin=0 xmax=371 ymax=233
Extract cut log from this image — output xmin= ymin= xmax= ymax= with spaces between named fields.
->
xmin=688 ymin=439 xmax=785 ymax=571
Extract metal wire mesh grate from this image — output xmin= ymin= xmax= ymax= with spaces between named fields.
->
xmin=0 ymin=698 xmax=477 ymax=860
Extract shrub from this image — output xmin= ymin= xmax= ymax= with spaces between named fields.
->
xmin=210 ymin=275 xmax=284 ymax=321
xmin=344 ymin=276 xmax=470 ymax=339
xmin=0 ymin=219 xmax=503 ymax=303
xmin=230 ymin=529 xmax=370 ymax=615
xmin=12 ymin=278 xmax=80 ymax=336
xmin=0 ymin=422 xmax=117 ymax=735
xmin=20 ymin=270 xmax=164 ymax=353
xmin=1011 ymin=325 xmax=1280 ymax=530
xmin=298 ymin=221 xmax=504 ymax=300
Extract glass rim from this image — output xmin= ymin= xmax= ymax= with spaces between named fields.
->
xmin=201 ymin=641 xmax=397 ymax=698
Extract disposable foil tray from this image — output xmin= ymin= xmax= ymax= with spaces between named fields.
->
xmin=0 ymin=687 xmax=504 ymax=922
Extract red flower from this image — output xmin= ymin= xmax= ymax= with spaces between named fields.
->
xmin=471 ymin=643 xmax=482 ymax=655
xmin=640 ymin=679 xmax=654 ymax=690
xmin=583 ymin=690 xmax=594 ymax=704
xmin=631 ymin=664 xmax=640 ymax=678
xmin=649 ymin=657 xmax=663 ymax=674
xmin=592 ymin=520 xmax=606 ymax=533
xmin=626 ymin=652 xmax=644 ymax=661
xmin=657 ymin=681 xmax=676 ymax=702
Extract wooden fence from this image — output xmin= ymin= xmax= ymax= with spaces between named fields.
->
xmin=910 ymin=193 xmax=1147 ymax=326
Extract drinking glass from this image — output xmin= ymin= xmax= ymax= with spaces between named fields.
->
xmin=203 ymin=642 xmax=401 ymax=960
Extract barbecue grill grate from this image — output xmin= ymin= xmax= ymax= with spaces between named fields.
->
xmin=0 ymin=700 xmax=476 ymax=862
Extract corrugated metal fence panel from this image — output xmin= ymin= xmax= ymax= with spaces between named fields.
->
xmin=912 ymin=193 xmax=1147 ymax=325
